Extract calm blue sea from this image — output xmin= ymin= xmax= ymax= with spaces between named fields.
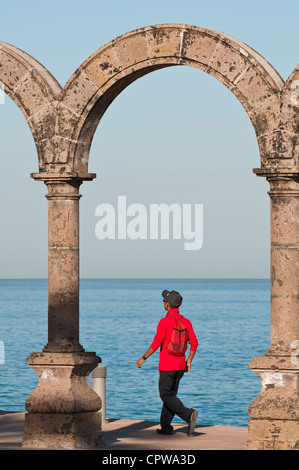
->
xmin=0 ymin=278 xmax=270 ymax=427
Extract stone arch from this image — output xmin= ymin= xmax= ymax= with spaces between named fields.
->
xmin=60 ymin=24 xmax=284 ymax=173
xmin=0 ymin=41 xmax=61 ymax=168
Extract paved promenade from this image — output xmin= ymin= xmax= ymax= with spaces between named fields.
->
xmin=0 ymin=411 xmax=247 ymax=450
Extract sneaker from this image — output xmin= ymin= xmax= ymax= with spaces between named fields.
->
xmin=156 ymin=428 xmax=173 ymax=435
xmin=187 ymin=410 xmax=198 ymax=436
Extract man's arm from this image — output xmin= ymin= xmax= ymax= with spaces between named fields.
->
xmin=186 ymin=349 xmax=196 ymax=372
xmin=136 ymin=319 xmax=167 ymax=368
xmin=136 ymin=347 xmax=155 ymax=368
xmin=186 ymin=321 xmax=198 ymax=372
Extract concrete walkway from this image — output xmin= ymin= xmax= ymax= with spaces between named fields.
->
xmin=0 ymin=411 xmax=247 ymax=450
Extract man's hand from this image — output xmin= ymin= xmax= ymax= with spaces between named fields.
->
xmin=186 ymin=350 xmax=196 ymax=372
xmin=136 ymin=357 xmax=145 ymax=368
xmin=136 ymin=348 xmax=154 ymax=368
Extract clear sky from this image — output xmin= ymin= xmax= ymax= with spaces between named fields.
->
xmin=0 ymin=0 xmax=298 ymax=279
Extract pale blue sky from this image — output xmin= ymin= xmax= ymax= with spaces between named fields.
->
xmin=0 ymin=0 xmax=298 ymax=278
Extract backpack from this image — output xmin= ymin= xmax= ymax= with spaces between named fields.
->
xmin=166 ymin=315 xmax=189 ymax=356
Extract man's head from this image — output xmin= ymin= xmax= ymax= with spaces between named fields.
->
xmin=162 ymin=290 xmax=183 ymax=310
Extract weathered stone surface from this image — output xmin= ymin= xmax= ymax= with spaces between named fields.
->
xmin=22 ymin=411 xmax=103 ymax=449
xmin=147 ymin=25 xmax=182 ymax=58
xmin=0 ymin=49 xmax=28 ymax=91
xmin=248 ymin=369 xmax=298 ymax=420
xmin=181 ymin=29 xmax=218 ymax=64
xmin=246 ymin=419 xmax=299 ymax=450
xmin=25 ymin=352 xmax=101 ymax=413
xmin=62 ymin=70 xmax=98 ymax=116
xmin=114 ymin=32 xmax=150 ymax=67
xmin=84 ymin=46 xmax=122 ymax=89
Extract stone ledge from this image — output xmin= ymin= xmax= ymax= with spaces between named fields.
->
xmin=249 ymin=355 xmax=299 ymax=371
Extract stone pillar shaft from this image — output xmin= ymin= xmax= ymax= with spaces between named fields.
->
xmin=267 ymin=175 xmax=299 ymax=356
xmin=45 ymin=178 xmax=83 ymax=352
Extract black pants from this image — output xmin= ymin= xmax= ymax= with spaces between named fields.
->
xmin=159 ymin=370 xmax=193 ymax=432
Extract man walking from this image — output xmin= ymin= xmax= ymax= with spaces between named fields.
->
xmin=136 ymin=289 xmax=198 ymax=436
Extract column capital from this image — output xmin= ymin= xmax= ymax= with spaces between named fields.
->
xmin=253 ymin=168 xmax=299 ymax=178
xmin=31 ymin=172 xmax=96 ymax=200
xmin=30 ymin=172 xmax=96 ymax=182
xmin=253 ymin=168 xmax=299 ymax=197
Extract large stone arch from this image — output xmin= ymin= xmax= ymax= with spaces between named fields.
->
xmin=60 ymin=24 xmax=284 ymax=173
xmin=0 ymin=25 xmax=298 ymax=450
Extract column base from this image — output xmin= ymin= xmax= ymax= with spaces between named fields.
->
xmin=246 ymin=419 xmax=299 ymax=450
xmin=22 ymin=351 xmax=103 ymax=449
xmin=247 ymin=355 xmax=299 ymax=450
xmin=22 ymin=411 xmax=103 ymax=449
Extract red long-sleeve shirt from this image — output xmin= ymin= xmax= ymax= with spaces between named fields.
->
xmin=150 ymin=308 xmax=198 ymax=371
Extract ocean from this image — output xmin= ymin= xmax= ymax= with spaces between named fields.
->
xmin=0 ymin=278 xmax=270 ymax=427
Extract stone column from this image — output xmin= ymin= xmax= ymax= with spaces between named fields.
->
xmin=22 ymin=173 xmax=104 ymax=449
xmin=247 ymin=170 xmax=299 ymax=450
xmin=44 ymin=175 xmax=83 ymax=353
